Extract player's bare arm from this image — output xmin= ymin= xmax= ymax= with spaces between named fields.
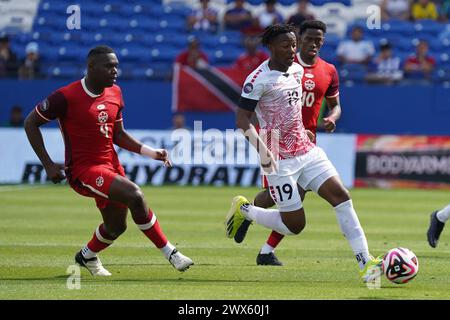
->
xmin=322 ymin=96 xmax=342 ymax=133
xmin=24 ymin=109 xmax=66 ymax=183
xmin=113 ymin=121 xmax=172 ymax=167
xmin=236 ymin=107 xmax=276 ymax=173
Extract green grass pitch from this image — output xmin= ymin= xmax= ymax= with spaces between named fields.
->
xmin=0 ymin=185 xmax=449 ymax=300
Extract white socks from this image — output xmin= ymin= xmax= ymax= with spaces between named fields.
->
xmin=260 ymin=243 xmax=275 ymax=254
xmin=81 ymin=246 xmax=97 ymax=259
xmin=437 ymin=205 xmax=450 ymax=223
xmin=334 ymin=200 xmax=370 ymax=269
xmin=240 ymin=204 xmax=294 ymax=235
xmin=161 ymin=242 xmax=176 ymax=259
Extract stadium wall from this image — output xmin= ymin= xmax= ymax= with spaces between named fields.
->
xmin=0 ymin=128 xmax=357 ymax=188
xmin=0 ymin=80 xmax=449 ymax=135
xmin=1 ymin=128 xmax=449 ymax=188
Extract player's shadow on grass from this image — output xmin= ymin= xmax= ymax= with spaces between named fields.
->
xmin=1 ymin=275 xmax=72 ymax=281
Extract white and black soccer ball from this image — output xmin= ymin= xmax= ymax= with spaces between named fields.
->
xmin=382 ymin=247 xmax=419 ymax=284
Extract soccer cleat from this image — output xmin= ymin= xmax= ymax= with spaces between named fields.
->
xmin=225 ymin=196 xmax=250 ymax=238
xmin=256 ymin=252 xmax=283 ymax=266
xmin=234 ymin=219 xmax=252 ymax=243
xmin=427 ymin=211 xmax=445 ymax=248
xmin=359 ymin=255 xmax=382 ymax=283
xmin=75 ymin=250 xmax=111 ymax=276
xmin=168 ymin=249 xmax=194 ymax=272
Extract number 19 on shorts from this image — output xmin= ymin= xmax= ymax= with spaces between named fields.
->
xmin=269 ymin=183 xmax=293 ymax=203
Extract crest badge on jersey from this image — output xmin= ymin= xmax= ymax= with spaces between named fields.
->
xmin=96 ymin=176 xmax=104 ymax=187
xmin=305 ymin=79 xmax=315 ymax=91
xmin=98 ymin=111 xmax=108 ymax=123
xmin=243 ymin=82 xmax=253 ymax=94
xmin=40 ymin=99 xmax=49 ymax=112
xmin=96 ymin=104 xmax=106 ymax=110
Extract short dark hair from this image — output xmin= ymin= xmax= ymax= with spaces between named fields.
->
xmin=299 ymin=20 xmax=327 ymax=35
xmin=87 ymin=45 xmax=115 ymax=60
xmin=380 ymin=42 xmax=392 ymax=51
xmin=261 ymin=23 xmax=297 ymax=47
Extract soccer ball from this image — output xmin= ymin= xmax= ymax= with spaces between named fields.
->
xmin=382 ymin=247 xmax=419 ymax=284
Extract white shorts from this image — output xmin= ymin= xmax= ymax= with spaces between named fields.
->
xmin=266 ymin=146 xmax=338 ymax=212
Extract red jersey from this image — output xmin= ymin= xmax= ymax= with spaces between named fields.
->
xmin=35 ymin=78 xmax=124 ymax=180
xmin=294 ymin=53 xmax=339 ymax=139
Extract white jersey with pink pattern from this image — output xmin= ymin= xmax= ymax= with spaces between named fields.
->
xmin=241 ymin=60 xmax=314 ymax=159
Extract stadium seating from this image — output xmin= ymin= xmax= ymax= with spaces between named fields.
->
xmin=0 ymin=0 xmax=449 ymax=82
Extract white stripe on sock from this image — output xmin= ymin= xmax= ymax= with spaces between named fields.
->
xmin=95 ymin=227 xmax=114 ymax=244
xmin=137 ymin=214 xmax=157 ymax=231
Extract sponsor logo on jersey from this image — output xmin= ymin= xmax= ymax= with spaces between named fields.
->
xmin=305 ymin=79 xmax=315 ymax=91
xmin=40 ymin=99 xmax=49 ymax=111
xmin=98 ymin=111 xmax=108 ymax=123
xmin=96 ymin=104 xmax=106 ymax=110
xmin=243 ymin=82 xmax=253 ymax=94
xmin=305 ymin=73 xmax=314 ymax=78
xmin=96 ymin=176 xmax=104 ymax=187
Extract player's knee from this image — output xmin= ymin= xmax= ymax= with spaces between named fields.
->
xmin=127 ymin=187 xmax=145 ymax=207
xmin=333 ymin=187 xmax=350 ymax=204
xmin=254 ymin=189 xmax=274 ymax=208
xmin=287 ymin=220 xmax=306 ymax=235
xmin=104 ymin=223 xmax=127 ymax=239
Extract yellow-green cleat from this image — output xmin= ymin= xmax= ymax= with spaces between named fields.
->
xmin=360 ymin=255 xmax=383 ymax=283
xmin=225 ymin=196 xmax=250 ymax=238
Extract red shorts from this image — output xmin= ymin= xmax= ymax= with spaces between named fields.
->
xmin=69 ymin=165 xmax=127 ymax=210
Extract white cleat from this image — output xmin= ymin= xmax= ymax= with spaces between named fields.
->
xmin=75 ymin=251 xmax=111 ymax=276
xmin=168 ymin=249 xmax=194 ymax=272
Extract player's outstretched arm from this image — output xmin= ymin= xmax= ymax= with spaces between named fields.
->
xmin=24 ymin=110 xmax=66 ymax=183
xmin=113 ymin=121 xmax=171 ymax=167
xmin=322 ymin=96 xmax=342 ymax=133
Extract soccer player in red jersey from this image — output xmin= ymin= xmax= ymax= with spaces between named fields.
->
xmin=234 ymin=21 xmax=342 ymax=266
xmin=24 ymin=46 xmax=193 ymax=276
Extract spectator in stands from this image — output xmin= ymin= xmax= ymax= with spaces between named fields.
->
xmin=170 ymin=112 xmax=191 ymax=130
xmin=336 ymin=26 xmax=375 ymax=66
xmin=411 ymin=0 xmax=438 ymax=21
xmin=258 ymin=0 xmax=284 ymax=29
xmin=403 ymin=40 xmax=436 ymax=80
xmin=0 ymin=34 xmax=18 ymax=78
xmin=381 ymin=0 xmax=411 ymax=20
xmin=241 ymin=17 xmax=265 ymax=36
xmin=287 ymin=0 xmax=315 ymax=30
xmin=365 ymin=42 xmax=403 ymax=84
xmin=175 ymin=37 xmax=209 ymax=69
xmin=5 ymin=105 xmax=24 ymax=127
xmin=18 ymin=42 xmax=41 ymax=80
xmin=234 ymin=36 xmax=269 ymax=75
xmin=187 ymin=0 xmax=219 ymax=33
xmin=439 ymin=0 xmax=450 ymax=21
xmin=224 ymin=0 xmax=253 ymax=32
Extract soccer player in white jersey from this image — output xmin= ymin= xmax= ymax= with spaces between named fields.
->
xmin=225 ymin=24 xmax=381 ymax=282
xmin=427 ymin=205 xmax=449 ymax=248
